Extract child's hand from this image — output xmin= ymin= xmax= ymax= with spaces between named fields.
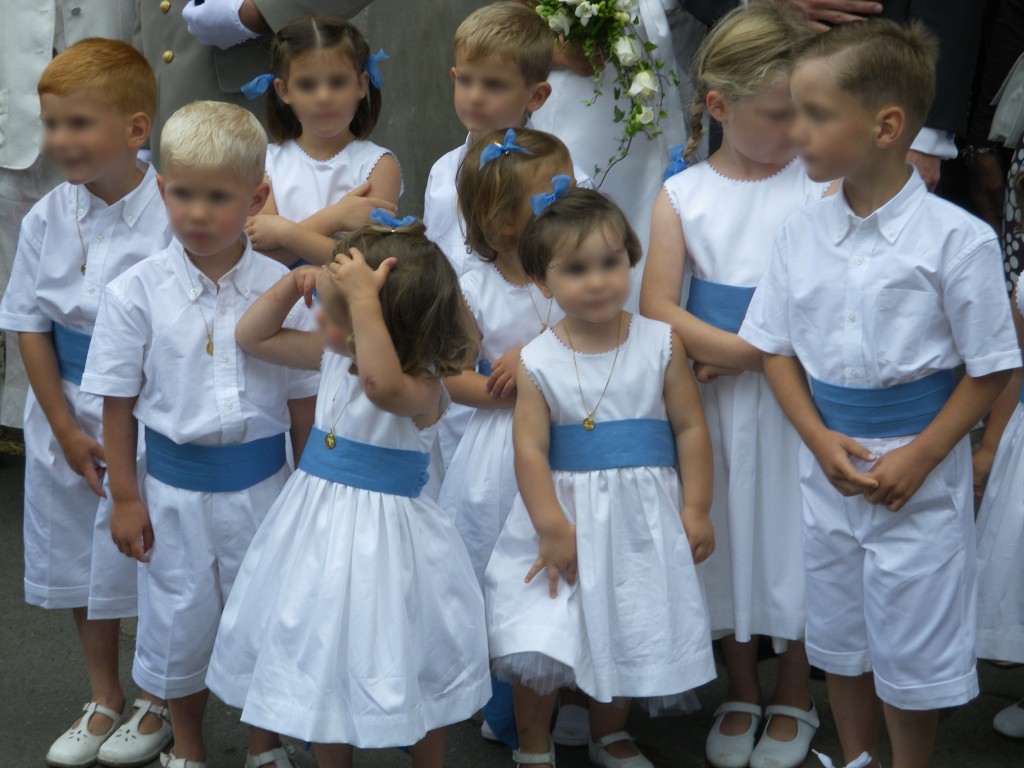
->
xmin=693 ymin=362 xmax=743 ymax=384
xmin=681 ymin=506 xmax=715 ymax=564
xmin=972 ymin=445 xmax=996 ymax=499
xmin=111 ymin=499 xmax=154 ymax=562
xmin=864 ymin=441 xmax=937 ymax=511
xmin=292 ymin=265 xmax=321 ymax=307
xmin=58 ymin=430 xmax=107 ymax=498
xmin=486 ymin=348 xmax=521 ymax=398
xmin=245 ymin=214 xmax=293 ymax=252
xmin=526 ymin=522 xmax=578 ymax=598
xmin=328 ymin=247 xmax=396 ymax=305
xmin=809 ymin=430 xmax=879 ymax=497
xmin=329 ymin=182 xmax=398 ymax=233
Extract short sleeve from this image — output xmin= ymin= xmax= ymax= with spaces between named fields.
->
xmin=943 ymin=236 xmax=1023 ymax=377
xmin=738 ymin=227 xmax=796 ymax=356
xmin=79 ymin=284 xmax=147 ymax=397
xmin=0 ymin=214 xmax=51 ymax=333
xmin=282 ymin=299 xmax=321 ymax=399
xmin=459 ymin=269 xmax=484 ymax=332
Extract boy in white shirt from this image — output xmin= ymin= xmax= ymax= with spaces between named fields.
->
xmin=81 ymin=101 xmax=319 ymax=768
xmin=739 ymin=20 xmax=1022 ymax=768
xmin=0 ymin=38 xmax=174 ymax=768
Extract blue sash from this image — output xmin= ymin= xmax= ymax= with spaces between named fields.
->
xmin=809 ymin=370 xmax=955 ymax=438
xmin=548 ymin=418 xmax=677 ymax=472
xmin=299 ymin=427 xmax=430 ymax=498
xmin=52 ymin=323 xmax=91 ymax=386
xmin=145 ymin=428 xmax=286 ymax=492
xmin=685 ymin=277 xmax=756 ymax=334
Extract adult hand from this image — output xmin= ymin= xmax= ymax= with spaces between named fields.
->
xmin=907 ymin=149 xmax=941 ymax=191
xmin=780 ymin=0 xmax=883 ymax=33
xmin=183 ymin=0 xmax=260 ymax=49
xmin=968 ymin=151 xmax=1006 ymax=232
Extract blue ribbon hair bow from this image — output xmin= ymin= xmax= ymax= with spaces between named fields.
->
xmin=479 ymin=128 xmax=534 ymax=168
xmin=370 ymin=208 xmax=418 ymax=229
xmin=530 ymin=174 xmax=572 ymax=215
xmin=366 ymin=49 xmax=388 ymax=89
xmin=663 ymin=144 xmax=688 ymax=180
xmin=240 ymin=73 xmax=275 ymax=101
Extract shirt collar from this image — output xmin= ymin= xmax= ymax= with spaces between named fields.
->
xmin=170 ymin=235 xmax=256 ymax=303
xmin=69 ymin=160 xmax=158 ymax=229
xmin=829 ymin=166 xmax=928 ymax=246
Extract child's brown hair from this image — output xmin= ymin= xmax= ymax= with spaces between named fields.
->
xmin=454 ymin=2 xmax=553 ymax=86
xmin=38 ymin=38 xmax=157 ymax=119
xmin=331 ymin=223 xmax=476 ymax=377
xmin=458 ymin=128 xmax=573 ymax=262
xmin=268 ymin=15 xmax=381 ymax=143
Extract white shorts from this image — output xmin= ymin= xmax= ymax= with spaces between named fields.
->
xmin=133 ymin=467 xmax=289 ymax=699
xmin=87 ymin=492 xmax=140 ymax=620
xmin=800 ymin=435 xmax=979 ymax=711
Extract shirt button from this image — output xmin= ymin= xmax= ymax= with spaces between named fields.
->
xmin=70 ymin=7 xmax=81 ymax=15
xmin=95 ymin=234 xmax=103 ymax=243
xmin=87 ymin=286 xmax=96 ymax=294
xmin=218 ymin=306 xmax=228 ymax=316
xmin=220 ymin=352 xmax=229 ymax=363
xmin=127 ymin=215 xmax=134 ymax=224
xmin=76 ymin=208 xmax=84 ymax=217
xmin=855 ymin=255 xmax=864 ymax=266
xmin=160 ymin=0 xmax=171 ymax=11
xmin=225 ymin=402 xmax=234 ymax=411
xmin=162 ymin=50 xmax=174 ymax=63
xmin=848 ymin=313 xmax=857 ymax=323
xmin=887 ymin=229 xmax=896 ymax=238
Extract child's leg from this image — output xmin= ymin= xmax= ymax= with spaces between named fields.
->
xmin=882 ymin=705 xmax=937 ymax=768
xmin=719 ymin=634 xmax=761 ymax=734
xmin=409 ymin=728 xmax=447 ymax=768
xmin=826 ymin=673 xmax=880 ymax=768
xmin=248 ymin=726 xmax=287 ymax=765
xmin=72 ymin=608 xmax=125 ymax=732
xmin=590 ymin=699 xmax=641 ymax=759
xmin=166 ymin=689 xmax=209 ymax=762
xmin=766 ymin=640 xmax=812 ymax=740
xmin=513 ymin=682 xmax=559 ymax=761
xmin=313 ymin=743 xmax=353 ymax=768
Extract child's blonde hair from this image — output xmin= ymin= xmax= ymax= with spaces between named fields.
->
xmin=454 ymin=2 xmax=553 ymax=86
xmin=685 ymin=3 xmax=811 ymax=162
xmin=38 ymin=38 xmax=156 ymax=119
xmin=160 ymin=101 xmax=267 ymax=185
xmin=330 ymin=223 xmax=476 ymax=377
xmin=458 ymin=128 xmax=572 ymax=262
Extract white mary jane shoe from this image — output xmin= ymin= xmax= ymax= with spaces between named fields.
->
xmin=46 ymin=702 xmax=128 ymax=768
xmin=97 ymin=699 xmax=172 ymax=767
xmin=513 ymin=738 xmax=556 ymax=767
xmin=245 ymin=746 xmax=296 ymax=768
xmin=552 ymin=703 xmax=591 ymax=746
xmin=588 ymin=731 xmax=654 ymax=768
xmin=705 ymin=701 xmax=763 ymax=768
xmin=994 ymin=698 xmax=1024 ymax=738
xmin=159 ymin=752 xmax=205 ymax=768
xmin=749 ymin=702 xmax=819 ymax=768
xmin=812 ymin=749 xmax=872 ymax=768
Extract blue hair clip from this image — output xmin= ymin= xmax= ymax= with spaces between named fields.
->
xmin=366 ymin=49 xmax=388 ymax=90
xmin=663 ymin=144 xmax=688 ymax=180
xmin=240 ymin=73 xmax=275 ymax=101
xmin=479 ymin=128 xmax=533 ymax=168
xmin=370 ymin=208 xmax=418 ymax=230
xmin=530 ymin=174 xmax=572 ymax=216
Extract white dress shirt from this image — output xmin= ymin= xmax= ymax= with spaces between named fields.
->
xmin=739 ymin=169 xmax=1022 ymax=387
xmin=81 ymin=237 xmax=319 ymax=446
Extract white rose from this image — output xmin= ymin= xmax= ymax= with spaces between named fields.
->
xmin=627 ymin=70 xmax=658 ymax=101
xmin=547 ymin=11 xmax=574 ymax=37
xmin=612 ymin=36 xmax=642 ymax=66
xmin=575 ymin=1 xmax=598 ymax=26
xmin=637 ymin=106 xmax=655 ymax=125
xmin=615 ymin=0 xmax=639 ymax=12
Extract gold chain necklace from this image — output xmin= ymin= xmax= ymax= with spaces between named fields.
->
xmin=324 ymin=381 xmax=360 ymax=449
xmin=562 ymin=312 xmax=624 ymax=431
xmin=179 ymin=250 xmax=215 ymax=356
xmin=526 ymin=284 xmax=554 ymax=334
xmin=73 ymin=187 xmax=88 ymax=275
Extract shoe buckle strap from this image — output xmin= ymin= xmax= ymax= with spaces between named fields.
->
xmin=512 ymin=747 xmax=556 ymax=765
xmin=594 ymin=730 xmax=634 ymax=750
xmin=813 ymin=749 xmax=872 ymax=768
xmin=81 ymin=701 xmax=124 ymax=730
xmin=132 ymin=698 xmax=171 ymax=722
xmin=249 ymin=747 xmax=294 ymax=767
xmin=764 ymin=703 xmax=820 ymax=729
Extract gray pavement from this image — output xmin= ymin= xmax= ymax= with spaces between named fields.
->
xmin=1 ymin=452 xmax=1023 ymax=767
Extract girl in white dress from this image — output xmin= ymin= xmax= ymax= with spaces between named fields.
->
xmin=206 ymin=221 xmax=490 ymax=768
xmin=241 ymin=15 xmax=402 ymax=267
xmin=485 ymin=188 xmax=715 ymax=768
xmin=641 ymin=8 xmax=822 ymax=768
xmin=976 ymin=284 xmax=1024 ymax=737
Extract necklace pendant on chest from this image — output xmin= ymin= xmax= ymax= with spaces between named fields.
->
xmin=80 ymin=263 xmax=87 ymax=275
xmin=540 ymin=323 xmax=548 ymax=334
xmin=205 ymin=340 xmax=214 ymax=356
xmin=582 ymin=416 xmax=596 ymax=431
xmin=324 ymin=430 xmax=337 ymax=450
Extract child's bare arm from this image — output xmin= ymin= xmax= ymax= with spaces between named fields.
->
xmin=247 ymin=215 xmax=337 ymax=266
xmin=303 ymin=167 xmax=401 ymax=235
xmin=663 ymin=332 xmax=715 ymax=563
xmin=236 ymin=266 xmax=324 ymax=370
xmin=104 ymin=395 xmax=152 ymax=562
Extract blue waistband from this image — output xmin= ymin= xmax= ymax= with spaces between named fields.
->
xmin=299 ymin=427 xmax=430 ymax=497
xmin=144 ymin=428 xmax=287 ymax=492
xmin=548 ymin=418 xmax=677 ymax=472
xmin=52 ymin=323 xmax=91 ymax=386
xmin=685 ymin=277 xmax=756 ymax=334
xmin=809 ymin=370 xmax=955 ymax=438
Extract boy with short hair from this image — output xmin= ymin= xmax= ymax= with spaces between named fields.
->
xmin=81 ymin=100 xmax=319 ymax=768
xmin=0 ymin=38 xmax=174 ymax=768
xmin=739 ymin=20 xmax=1023 ymax=768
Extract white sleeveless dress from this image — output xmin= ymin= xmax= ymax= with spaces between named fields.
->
xmin=438 ymin=262 xmax=565 ymax=582
xmin=664 ymin=159 xmax=826 ymax=647
xmin=206 ymin=352 xmax=491 ymax=746
xmin=976 ymin=286 xmax=1024 ymax=663
xmin=485 ymin=316 xmax=715 ymax=701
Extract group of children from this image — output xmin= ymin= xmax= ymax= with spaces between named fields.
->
xmin=3 ymin=3 xmax=1024 ymax=768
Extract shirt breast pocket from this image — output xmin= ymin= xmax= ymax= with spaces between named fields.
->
xmin=874 ymin=288 xmax=942 ymax=366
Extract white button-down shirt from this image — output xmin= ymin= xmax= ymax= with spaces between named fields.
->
xmin=0 ymin=162 xmax=168 ymax=335
xmin=739 ymin=169 xmax=1022 ymax=386
xmin=81 ymin=237 xmax=319 ymax=446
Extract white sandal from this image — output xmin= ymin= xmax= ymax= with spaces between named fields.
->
xmin=587 ymin=731 xmax=654 ymax=768
xmin=513 ymin=739 xmax=556 ymax=767
xmin=993 ymin=698 xmax=1024 ymax=737
xmin=812 ymin=749 xmax=872 ymax=768
xmin=245 ymin=746 xmax=296 ymax=768
xmin=749 ymin=701 xmax=819 ymax=768
xmin=97 ymin=699 xmax=173 ymax=767
xmin=46 ymin=702 xmax=128 ymax=768
xmin=705 ymin=701 xmax=763 ymax=768
xmin=160 ymin=752 xmax=205 ymax=768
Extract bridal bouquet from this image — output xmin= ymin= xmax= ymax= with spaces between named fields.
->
xmin=534 ymin=0 xmax=678 ymax=181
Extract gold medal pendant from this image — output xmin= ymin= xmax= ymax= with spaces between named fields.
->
xmin=80 ymin=263 xmax=87 ymax=275
xmin=583 ymin=416 xmax=596 ymax=431
xmin=324 ymin=430 xmax=337 ymax=450
xmin=205 ymin=340 xmax=214 ymax=356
